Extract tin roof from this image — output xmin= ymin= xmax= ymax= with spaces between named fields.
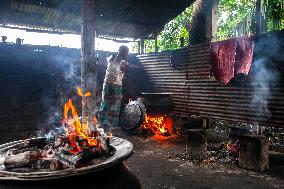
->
xmin=0 ymin=0 xmax=194 ymax=38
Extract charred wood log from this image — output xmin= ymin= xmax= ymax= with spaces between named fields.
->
xmin=54 ymin=146 xmax=105 ymax=168
xmin=5 ymin=147 xmax=39 ymax=156
xmin=31 ymin=159 xmax=54 ymax=170
xmin=54 ymin=149 xmax=82 ymax=168
xmin=49 ymin=159 xmax=64 ymax=171
xmin=4 ymin=150 xmax=41 ymax=169
xmin=0 ymin=138 xmax=47 ymax=153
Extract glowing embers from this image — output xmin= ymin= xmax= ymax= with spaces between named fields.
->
xmin=226 ymin=140 xmax=240 ymax=153
xmin=142 ymin=114 xmax=173 ymax=137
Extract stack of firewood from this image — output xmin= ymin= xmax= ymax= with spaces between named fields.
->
xmin=3 ymin=132 xmax=110 ymax=171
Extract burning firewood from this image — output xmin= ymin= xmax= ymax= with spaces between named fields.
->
xmin=54 ymin=149 xmax=82 ymax=168
xmin=3 ymin=136 xmax=110 ymax=170
xmin=3 ymin=87 xmax=111 ymax=171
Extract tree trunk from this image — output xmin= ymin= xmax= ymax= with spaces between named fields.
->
xmin=189 ymin=0 xmax=219 ymax=45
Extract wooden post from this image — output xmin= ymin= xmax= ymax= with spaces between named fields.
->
xmin=154 ymin=37 xmax=158 ymax=53
xmin=255 ymin=0 xmax=261 ymax=36
xmin=137 ymin=41 xmax=141 ymax=54
xmin=180 ymin=37 xmax=185 ymax=48
xmin=140 ymin=39 xmax=144 ymax=54
xmin=185 ymin=117 xmax=207 ymax=160
xmin=186 ymin=129 xmax=207 ymax=160
xmin=81 ymin=0 xmax=96 ymax=123
xmin=239 ymin=135 xmax=269 ymax=171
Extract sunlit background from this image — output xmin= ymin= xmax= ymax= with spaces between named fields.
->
xmin=0 ymin=25 xmax=137 ymax=53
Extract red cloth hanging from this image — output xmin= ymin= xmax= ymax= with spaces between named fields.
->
xmin=210 ymin=36 xmax=254 ymax=84
xmin=235 ymin=36 xmax=254 ymax=75
xmin=210 ymin=39 xmax=237 ymax=84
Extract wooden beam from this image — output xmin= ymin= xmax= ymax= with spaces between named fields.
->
xmin=81 ymin=0 xmax=96 ymax=122
xmin=140 ymin=39 xmax=145 ymax=54
xmin=137 ymin=41 xmax=141 ymax=54
xmin=81 ymin=0 xmax=95 ymax=60
xmin=154 ymin=35 xmax=158 ymax=53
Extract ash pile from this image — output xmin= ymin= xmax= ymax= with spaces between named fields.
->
xmin=206 ymin=119 xmax=284 ymax=164
xmin=180 ymin=119 xmax=284 ymax=165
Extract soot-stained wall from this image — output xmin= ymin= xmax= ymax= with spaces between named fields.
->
xmin=0 ymin=43 xmax=82 ymax=143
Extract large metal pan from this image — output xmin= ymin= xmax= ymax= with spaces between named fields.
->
xmin=0 ymin=137 xmax=133 ymax=181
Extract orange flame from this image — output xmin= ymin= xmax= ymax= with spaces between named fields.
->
xmin=142 ymin=114 xmax=173 ymax=136
xmin=77 ymin=87 xmax=91 ymax=97
xmin=226 ymin=141 xmax=239 ymax=153
xmin=63 ymin=97 xmax=97 ymax=154
xmin=93 ymin=116 xmax=98 ymax=126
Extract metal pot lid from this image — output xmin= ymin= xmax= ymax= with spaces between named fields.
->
xmin=120 ymin=100 xmax=146 ymax=130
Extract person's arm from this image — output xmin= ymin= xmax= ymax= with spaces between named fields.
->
xmin=120 ymin=60 xmax=129 ymax=73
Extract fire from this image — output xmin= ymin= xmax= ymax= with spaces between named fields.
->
xmin=142 ymin=114 xmax=173 ymax=136
xmin=62 ymin=87 xmax=97 ymax=154
xmin=226 ymin=140 xmax=240 ymax=153
xmin=93 ymin=116 xmax=98 ymax=126
xmin=77 ymin=87 xmax=91 ymax=97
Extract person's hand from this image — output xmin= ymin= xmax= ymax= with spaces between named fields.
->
xmin=120 ymin=60 xmax=129 ymax=73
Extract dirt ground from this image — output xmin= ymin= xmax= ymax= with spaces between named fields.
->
xmin=120 ymin=134 xmax=284 ymax=189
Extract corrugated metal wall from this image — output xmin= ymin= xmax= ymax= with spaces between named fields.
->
xmin=137 ymin=43 xmax=284 ymax=128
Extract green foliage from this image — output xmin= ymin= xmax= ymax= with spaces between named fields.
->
xmin=145 ymin=6 xmax=193 ymax=53
xmin=216 ymin=0 xmax=256 ymax=40
xmin=145 ymin=0 xmax=283 ymax=52
xmin=266 ymin=0 xmax=284 ymax=31
xmin=217 ymin=0 xmax=284 ymax=40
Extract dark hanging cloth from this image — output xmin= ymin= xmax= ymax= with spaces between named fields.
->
xmin=210 ymin=38 xmax=237 ymax=84
xmin=210 ymin=36 xmax=254 ymax=84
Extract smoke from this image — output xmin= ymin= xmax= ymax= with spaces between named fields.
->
xmin=251 ymin=58 xmax=279 ymax=118
xmin=250 ymin=33 xmax=281 ymax=131
xmin=34 ymin=49 xmax=81 ymax=136
xmin=45 ymin=126 xmax=65 ymax=142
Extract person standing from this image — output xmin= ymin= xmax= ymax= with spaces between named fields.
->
xmin=98 ymin=46 xmax=129 ymax=129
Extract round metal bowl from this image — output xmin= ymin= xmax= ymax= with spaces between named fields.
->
xmin=0 ymin=137 xmax=133 ymax=181
xmin=120 ymin=99 xmax=146 ymax=131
